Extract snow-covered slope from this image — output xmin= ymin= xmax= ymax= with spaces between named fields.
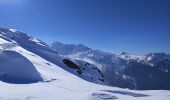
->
xmin=0 ymin=27 xmax=105 ymax=85
xmin=0 ymin=50 xmax=42 ymax=83
xmin=0 ymin=27 xmax=170 ymax=100
xmin=52 ymin=41 xmax=170 ymax=90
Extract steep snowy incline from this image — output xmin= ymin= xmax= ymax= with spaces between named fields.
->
xmin=0 ymin=27 xmax=104 ymax=85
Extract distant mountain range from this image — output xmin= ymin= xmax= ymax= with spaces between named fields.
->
xmin=52 ymin=41 xmax=170 ymax=90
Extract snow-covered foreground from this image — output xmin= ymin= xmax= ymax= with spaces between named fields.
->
xmin=1 ymin=82 xmax=170 ymax=100
xmin=1 ymin=77 xmax=170 ymax=100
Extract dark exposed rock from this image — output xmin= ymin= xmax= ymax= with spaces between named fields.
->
xmin=63 ymin=59 xmax=82 ymax=74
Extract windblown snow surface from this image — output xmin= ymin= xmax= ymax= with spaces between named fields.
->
xmin=0 ymin=28 xmax=170 ymax=100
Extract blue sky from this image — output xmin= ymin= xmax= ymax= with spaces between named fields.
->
xmin=0 ymin=0 xmax=170 ymax=54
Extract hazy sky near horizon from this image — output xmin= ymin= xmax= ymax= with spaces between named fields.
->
xmin=0 ymin=0 xmax=170 ymax=54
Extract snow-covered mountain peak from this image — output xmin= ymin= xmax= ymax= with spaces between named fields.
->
xmin=51 ymin=41 xmax=92 ymax=55
xmin=117 ymin=52 xmax=130 ymax=59
xmin=0 ymin=27 xmax=48 ymax=47
xmin=144 ymin=52 xmax=167 ymax=60
xmin=9 ymin=28 xmax=18 ymax=32
xmin=117 ymin=52 xmax=144 ymax=61
xmin=138 ymin=52 xmax=170 ymax=66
